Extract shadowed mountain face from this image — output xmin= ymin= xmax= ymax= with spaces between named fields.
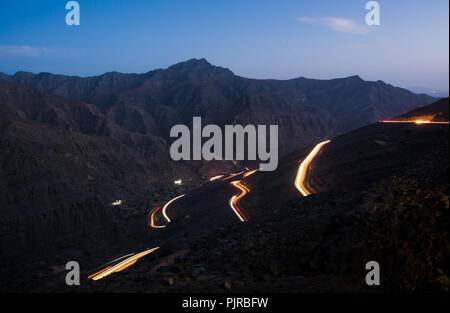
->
xmin=0 ymin=59 xmax=435 ymax=155
xmin=0 ymin=82 xmax=194 ymax=198
xmin=0 ymin=82 xmax=196 ymax=286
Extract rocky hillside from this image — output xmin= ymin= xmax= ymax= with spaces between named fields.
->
xmin=0 ymin=82 xmax=196 ymax=288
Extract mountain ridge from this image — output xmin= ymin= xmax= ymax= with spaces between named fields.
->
xmin=0 ymin=58 xmax=436 ymax=156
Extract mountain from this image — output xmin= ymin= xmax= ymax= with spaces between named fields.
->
xmin=0 ymin=59 xmax=436 ymax=155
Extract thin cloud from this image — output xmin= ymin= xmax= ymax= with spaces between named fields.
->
xmin=298 ymin=16 xmax=371 ymax=34
xmin=0 ymin=45 xmax=50 ymax=58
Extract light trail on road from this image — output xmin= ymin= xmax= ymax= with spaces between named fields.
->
xmin=243 ymin=169 xmax=260 ymax=178
xmin=380 ymin=120 xmax=449 ymax=125
xmin=229 ymin=180 xmax=249 ymax=222
xmin=222 ymin=171 xmax=245 ymax=181
xmin=161 ymin=194 xmax=185 ymax=223
xmin=88 ymin=266 xmax=112 ymax=280
xmin=148 ymin=206 xmax=166 ymax=228
xmin=295 ymin=140 xmax=331 ymax=196
xmin=89 ymin=247 xmax=160 ymax=281
xmin=209 ymin=175 xmax=224 ymax=181
xmin=148 ymin=194 xmax=185 ymax=229
xmin=87 ymin=252 xmax=138 ymax=279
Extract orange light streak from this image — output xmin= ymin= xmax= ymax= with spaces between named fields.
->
xmin=209 ymin=175 xmax=224 ymax=181
xmin=88 ymin=266 xmax=112 ymax=279
xmin=294 ymin=140 xmax=331 ymax=196
xmin=380 ymin=120 xmax=448 ymax=125
xmin=89 ymin=247 xmax=159 ymax=281
xmin=222 ymin=171 xmax=245 ymax=181
xmin=243 ymin=169 xmax=260 ymax=178
xmin=148 ymin=206 xmax=166 ymax=228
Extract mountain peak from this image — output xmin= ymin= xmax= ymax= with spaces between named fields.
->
xmin=166 ymin=58 xmax=234 ymax=78
xmin=346 ymin=75 xmax=363 ymax=81
xmin=169 ymin=58 xmax=212 ymax=69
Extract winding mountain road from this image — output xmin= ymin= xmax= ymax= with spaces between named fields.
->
xmin=89 ymin=140 xmax=333 ymax=282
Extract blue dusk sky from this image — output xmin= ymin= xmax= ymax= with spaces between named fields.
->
xmin=0 ymin=0 xmax=448 ymax=91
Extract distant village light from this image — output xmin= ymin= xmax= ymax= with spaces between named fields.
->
xmin=111 ymin=200 xmax=122 ymax=206
xmin=174 ymin=179 xmax=182 ymax=185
